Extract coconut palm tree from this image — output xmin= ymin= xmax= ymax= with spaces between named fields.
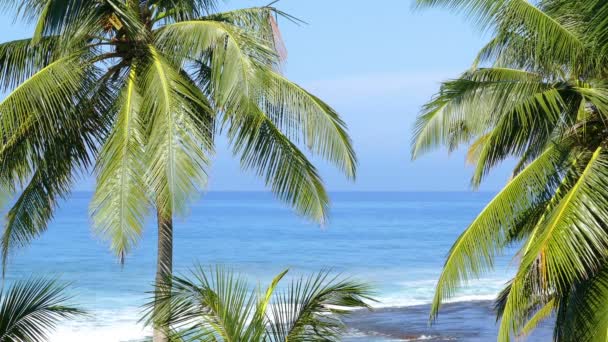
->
xmin=412 ymin=0 xmax=608 ymax=340
xmin=143 ymin=266 xmax=374 ymax=341
xmin=0 ymin=278 xmax=84 ymax=341
xmin=0 ymin=1 xmax=355 ymax=340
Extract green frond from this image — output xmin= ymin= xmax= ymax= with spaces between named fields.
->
xmin=523 ymin=146 xmax=608 ymax=291
xmin=494 ymin=270 xmax=554 ymax=341
xmin=144 ymin=265 xmax=258 ymax=341
xmin=155 ymin=18 xmax=274 ymax=118
xmin=157 ymin=19 xmax=355 ymax=220
xmin=259 ymin=70 xmax=357 ymax=179
xmin=472 ymin=31 xmax=530 ymax=69
xmin=1 ymin=118 xmax=95 ymax=274
xmin=555 ymin=265 xmax=608 ymax=342
xmin=144 ymin=267 xmax=373 ymax=342
xmin=430 ymin=143 xmax=570 ymax=320
xmin=416 ymin=0 xmax=586 ymax=72
xmin=498 ymin=145 xmax=608 ymax=341
xmin=18 ymin=0 xmax=104 ymax=41
xmin=412 ymin=67 xmax=548 ymax=159
xmin=465 ymin=133 xmax=490 ymax=165
xmin=470 ymin=85 xmax=569 ymax=187
xmin=91 ymin=67 xmax=149 ymax=264
xmin=152 ymin=0 xmax=218 ymax=23
xmin=140 ymin=46 xmax=214 ymax=219
xmin=0 ymin=37 xmax=62 ymax=92
xmin=417 ymin=0 xmax=608 ymax=338
xmin=0 ymin=53 xmax=91 ymax=176
xmin=200 ymin=6 xmax=302 ymax=63
xmin=266 ymin=270 xmax=374 ymax=342
xmin=0 ymin=54 xmax=105 ymax=274
xmin=229 ymin=109 xmax=329 ymax=224
xmin=0 ymin=278 xmax=84 ymax=341
xmin=519 ymin=298 xmax=556 ymax=337
xmin=574 ymin=86 xmax=608 ymax=117
xmin=155 ymin=18 xmax=278 ymax=87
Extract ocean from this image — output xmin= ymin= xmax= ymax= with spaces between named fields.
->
xmin=5 ymin=191 xmax=553 ymax=341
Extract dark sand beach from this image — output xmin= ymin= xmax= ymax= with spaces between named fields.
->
xmin=346 ymin=301 xmax=553 ymax=341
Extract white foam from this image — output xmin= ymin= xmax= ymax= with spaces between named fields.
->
xmin=371 ymin=277 xmax=505 ymax=309
xmin=48 ymin=307 xmax=149 ymax=342
xmin=47 ymin=277 xmax=507 ymax=341
xmin=51 ymin=322 xmax=149 ymax=342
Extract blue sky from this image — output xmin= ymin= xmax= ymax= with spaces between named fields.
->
xmin=0 ymin=0 xmax=514 ymax=192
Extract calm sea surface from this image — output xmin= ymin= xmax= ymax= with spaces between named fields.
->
xmin=5 ymin=192 xmax=552 ymax=341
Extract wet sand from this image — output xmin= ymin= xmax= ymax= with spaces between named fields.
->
xmin=345 ymin=301 xmax=553 ymax=341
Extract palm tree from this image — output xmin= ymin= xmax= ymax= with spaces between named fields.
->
xmin=143 ymin=266 xmax=374 ymax=341
xmin=0 ymin=278 xmax=84 ymax=341
xmin=0 ymin=1 xmax=355 ymax=340
xmin=412 ymin=0 xmax=608 ymax=340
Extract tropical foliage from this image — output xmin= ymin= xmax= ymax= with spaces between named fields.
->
xmin=0 ymin=278 xmax=84 ymax=341
xmin=412 ymin=0 xmax=608 ymax=340
xmin=143 ymin=267 xmax=374 ymax=342
xmin=0 ymin=1 xmax=355 ymax=339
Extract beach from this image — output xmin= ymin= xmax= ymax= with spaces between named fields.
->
xmin=345 ymin=301 xmax=553 ymax=341
xmin=49 ymin=301 xmax=555 ymax=342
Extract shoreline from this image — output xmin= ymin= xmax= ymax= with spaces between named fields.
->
xmin=50 ymin=300 xmax=554 ymax=342
xmin=345 ymin=300 xmax=554 ymax=342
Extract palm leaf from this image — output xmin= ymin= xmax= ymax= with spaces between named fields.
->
xmin=498 ymin=145 xmax=608 ymax=341
xmin=555 ymin=265 xmax=608 ymax=342
xmin=0 ymin=278 xmax=84 ymax=341
xmin=143 ymin=266 xmax=257 ymax=342
xmin=416 ymin=0 xmax=586 ymax=72
xmin=229 ymin=108 xmax=330 ymax=224
xmin=145 ymin=267 xmax=373 ymax=342
xmin=430 ymin=142 xmax=570 ymax=320
xmin=266 ymin=270 xmax=374 ymax=342
xmin=140 ymin=46 xmax=214 ymax=218
xmin=259 ymin=70 xmax=357 ymax=179
xmin=91 ymin=66 xmax=149 ymax=264
xmin=411 ymin=68 xmax=548 ymax=159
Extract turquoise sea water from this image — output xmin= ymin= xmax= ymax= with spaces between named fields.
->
xmin=5 ymin=192 xmax=543 ymax=341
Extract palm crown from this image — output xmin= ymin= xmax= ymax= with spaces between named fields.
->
xmin=144 ymin=267 xmax=374 ymax=342
xmin=413 ymin=0 xmax=608 ymax=340
xmin=0 ymin=1 xmax=355 ymax=265
xmin=1 ymin=2 xmax=356 ymax=339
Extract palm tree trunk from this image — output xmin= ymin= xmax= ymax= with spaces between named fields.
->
xmin=153 ymin=207 xmax=173 ymax=342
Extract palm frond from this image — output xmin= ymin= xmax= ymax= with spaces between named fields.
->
xmin=430 ymin=142 xmax=570 ymax=320
xmin=0 ymin=103 xmax=100 ymax=274
xmin=411 ymin=67 xmax=548 ymax=159
xmin=469 ymin=85 xmax=572 ymax=186
xmin=229 ymin=108 xmax=329 ymax=224
xmin=200 ymin=6 xmax=303 ymax=64
xmin=416 ymin=0 xmax=586 ymax=72
xmin=0 ymin=37 xmax=62 ymax=92
xmin=519 ymin=297 xmax=556 ymax=337
xmin=0 ymin=53 xmax=92 ymax=182
xmin=91 ymin=67 xmax=149 ymax=264
xmin=259 ymin=70 xmax=357 ymax=179
xmin=140 ymin=46 xmax=214 ymax=218
xmin=145 ymin=267 xmax=373 ymax=342
xmin=0 ymin=278 xmax=84 ymax=341
xmin=0 ymin=55 xmax=107 ymax=274
xmin=267 ymin=270 xmax=374 ymax=342
xmin=554 ymin=265 xmax=608 ymax=342
xmin=152 ymin=0 xmax=218 ymax=23
xmin=144 ymin=266 xmax=258 ymax=342
xmin=155 ymin=18 xmax=278 ymax=82
xmin=498 ymin=145 xmax=608 ymax=341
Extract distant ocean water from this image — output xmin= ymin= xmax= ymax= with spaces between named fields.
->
xmin=5 ymin=192 xmax=552 ymax=341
